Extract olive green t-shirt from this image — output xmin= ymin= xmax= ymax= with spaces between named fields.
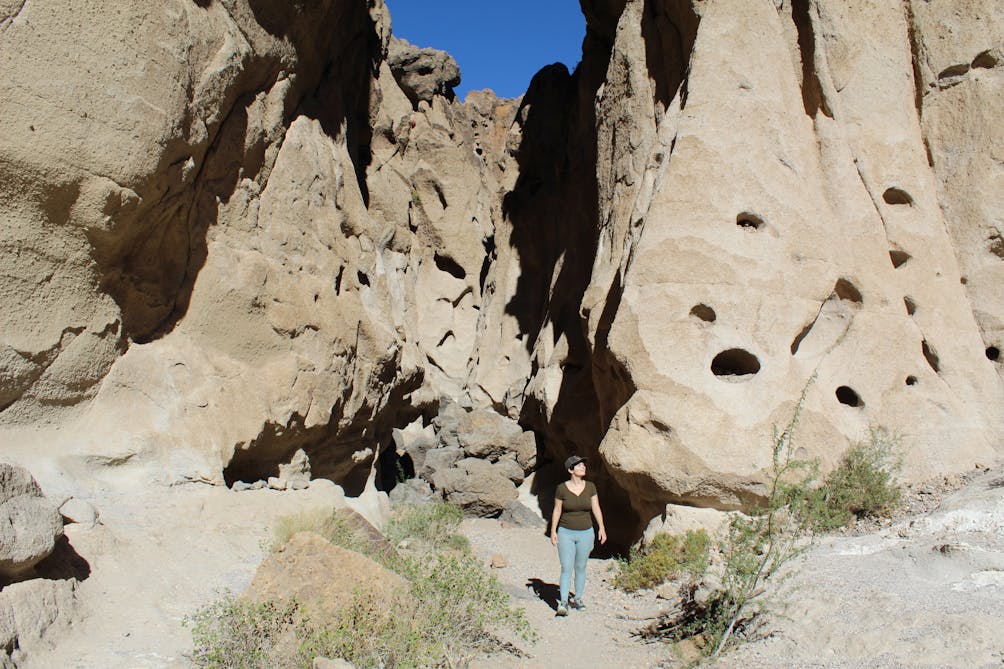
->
xmin=555 ymin=480 xmax=597 ymax=531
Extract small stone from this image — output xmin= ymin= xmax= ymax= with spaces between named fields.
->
xmin=249 ymin=480 xmax=266 ymax=490
xmin=58 ymin=498 xmax=98 ymax=526
xmin=232 ymin=481 xmax=252 ymax=492
xmin=490 ymin=553 xmax=507 ymax=569
xmin=267 ymin=477 xmax=287 ymax=491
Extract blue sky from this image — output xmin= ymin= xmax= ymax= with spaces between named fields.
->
xmin=384 ymin=1 xmax=586 ymax=100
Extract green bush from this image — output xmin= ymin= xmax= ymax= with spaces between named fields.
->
xmin=613 ymin=529 xmax=711 ymax=593
xmin=268 ymin=509 xmax=362 ymax=554
xmin=187 ymin=593 xmax=297 ymax=669
xmin=807 ymin=427 xmax=902 ymax=531
xmin=385 ymin=500 xmax=469 ymax=552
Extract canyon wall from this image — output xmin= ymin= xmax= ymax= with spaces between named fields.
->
xmin=1 ymin=0 xmax=1001 ymax=539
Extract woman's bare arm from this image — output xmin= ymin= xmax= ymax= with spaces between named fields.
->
xmin=551 ymin=499 xmax=563 ymax=546
xmin=591 ymin=494 xmax=607 ymax=544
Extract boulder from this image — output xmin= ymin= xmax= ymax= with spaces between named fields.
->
xmin=387 ymin=37 xmax=461 ymax=105
xmin=391 ymin=419 xmax=438 ymax=474
xmin=431 ymin=458 xmax=517 ymax=517
xmin=421 ymin=447 xmax=464 ymax=479
xmin=0 ymin=577 xmax=76 ymax=657
xmin=314 ymin=659 xmax=355 ymax=669
xmin=0 ymin=463 xmax=63 ymax=577
xmin=248 ymin=532 xmax=408 ymax=619
xmin=435 ymin=406 xmax=536 ymax=469
xmin=278 ymin=449 xmax=311 ymax=491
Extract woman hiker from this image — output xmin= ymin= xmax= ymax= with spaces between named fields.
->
xmin=550 ymin=454 xmax=607 ymax=616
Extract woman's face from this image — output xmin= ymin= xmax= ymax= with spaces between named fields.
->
xmin=570 ymin=461 xmax=586 ymax=477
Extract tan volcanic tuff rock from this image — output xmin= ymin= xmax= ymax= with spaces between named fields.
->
xmin=565 ymin=0 xmax=1004 ymax=527
xmin=387 ymin=36 xmax=462 ymax=106
xmin=909 ymin=0 xmax=1004 ymax=375
xmin=0 ymin=463 xmax=63 ymax=578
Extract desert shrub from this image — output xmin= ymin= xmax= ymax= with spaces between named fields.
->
xmin=268 ymin=509 xmax=362 ymax=553
xmin=613 ymin=529 xmax=711 ymax=592
xmin=806 ymin=427 xmax=902 ymax=531
xmin=385 ymin=500 xmax=469 ymax=551
xmin=187 ymin=593 xmax=297 ymax=669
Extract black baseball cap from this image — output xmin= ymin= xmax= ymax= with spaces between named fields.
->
xmin=564 ymin=455 xmax=586 ymax=469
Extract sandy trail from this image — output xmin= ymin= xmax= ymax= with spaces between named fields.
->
xmin=17 ymin=464 xmax=1004 ymax=669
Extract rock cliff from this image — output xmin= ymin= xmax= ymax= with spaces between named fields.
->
xmin=1 ymin=0 xmax=1001 ymax=543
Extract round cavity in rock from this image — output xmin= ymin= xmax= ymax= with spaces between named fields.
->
xmin=960 ymin=276 xmax=968 ymax=285
xmin=736 ymin=212 xmax=764 ymax=231
xmin=987 ymin=346 xmax=1000 ymax=362
xmin=711 ymin=349 xmax=761 ymax=379
xmin=905 ymin=376 xmax=918 ymax=386
xmin=835 ymin=386 xmax=863 ymax=407
xmin=889 ymin=249 xmax=911 ymax=268
xmin=690 ymin=304 xmax=717 ymax=323
xmin=883 ymin=188 xmax=913 ymax=206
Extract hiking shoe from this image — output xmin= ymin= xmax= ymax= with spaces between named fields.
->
xmin=570 ymin=597 xmax=586 ymax=610
xmin=556 ymin=602 xmax=568 ymax=617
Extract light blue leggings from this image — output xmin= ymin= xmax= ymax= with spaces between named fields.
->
xmin=557 ymin=527 xmax=594 ymax=604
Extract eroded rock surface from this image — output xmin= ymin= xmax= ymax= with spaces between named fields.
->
xmin=0 ymin=0 xmax=1001 ymax=550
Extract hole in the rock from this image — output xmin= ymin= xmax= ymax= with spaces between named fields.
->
xmin=972 ymin=50 xmax=999 ymax=69
xmin=357 ymin=271 xmax=370 ymax=287
xmin=922 ymin=339 xmax=941 ymax=374
xmin=376 ymin=447 xmax=415 ymax=493
xmin=987 ymin=235 xmax=1004 ymax=259
xmin=690 ymin=304 xmax=717 ymax=323
xmin=987 ymin=346 xmax=1000 ymax=362
xmin=835 ymin=385 xmax=863 ymax=407
xmin=883 ymin=188 xmax=914 ymax=206
xmin=960 ymin=276 xmax=968 ymax=285
xmin=904 ymin=296 xmax=916 ymax=316
xmin=905 ymin=375 xmax=918 ymax=386
xmin=434 ymin=252 xmax=467 ymax=280
xmin=834 ymin=278 xmax=863 ymax=304
xmin=711 ymin=348 xmax=761 ymax=378
xmin=889 ymin=249 xmax=912 ymax=268
xmin=736 ymin=212 xmax=764 ymax=231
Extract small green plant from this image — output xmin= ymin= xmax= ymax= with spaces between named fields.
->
xmin=385 ymin=499 xmax=469 ymax=552
xmin=805 ymin=426 xmax=902 ymax=531
xmin=613 ymin=529 xmax=711 ymax=592
xmin=268 ymin=509 xmax=367 ymax=554
xmin=187 ymin=592 xmax=297 ymax=669
xmin=410 ymin=189 xmax=422 ymax=205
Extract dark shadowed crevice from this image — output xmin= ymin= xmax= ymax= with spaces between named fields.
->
xmin=903 ymin=0 xmax=925 ymax=121
xmin=434 ymin=252 xmax=467 ymax=280
xmin=641 ymin=0 xmax=699 ymax=110
xmin=922 ymin=339 xmax=941 ymax=374
xmin=791 ymin=0 xmax=833 ymax=118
